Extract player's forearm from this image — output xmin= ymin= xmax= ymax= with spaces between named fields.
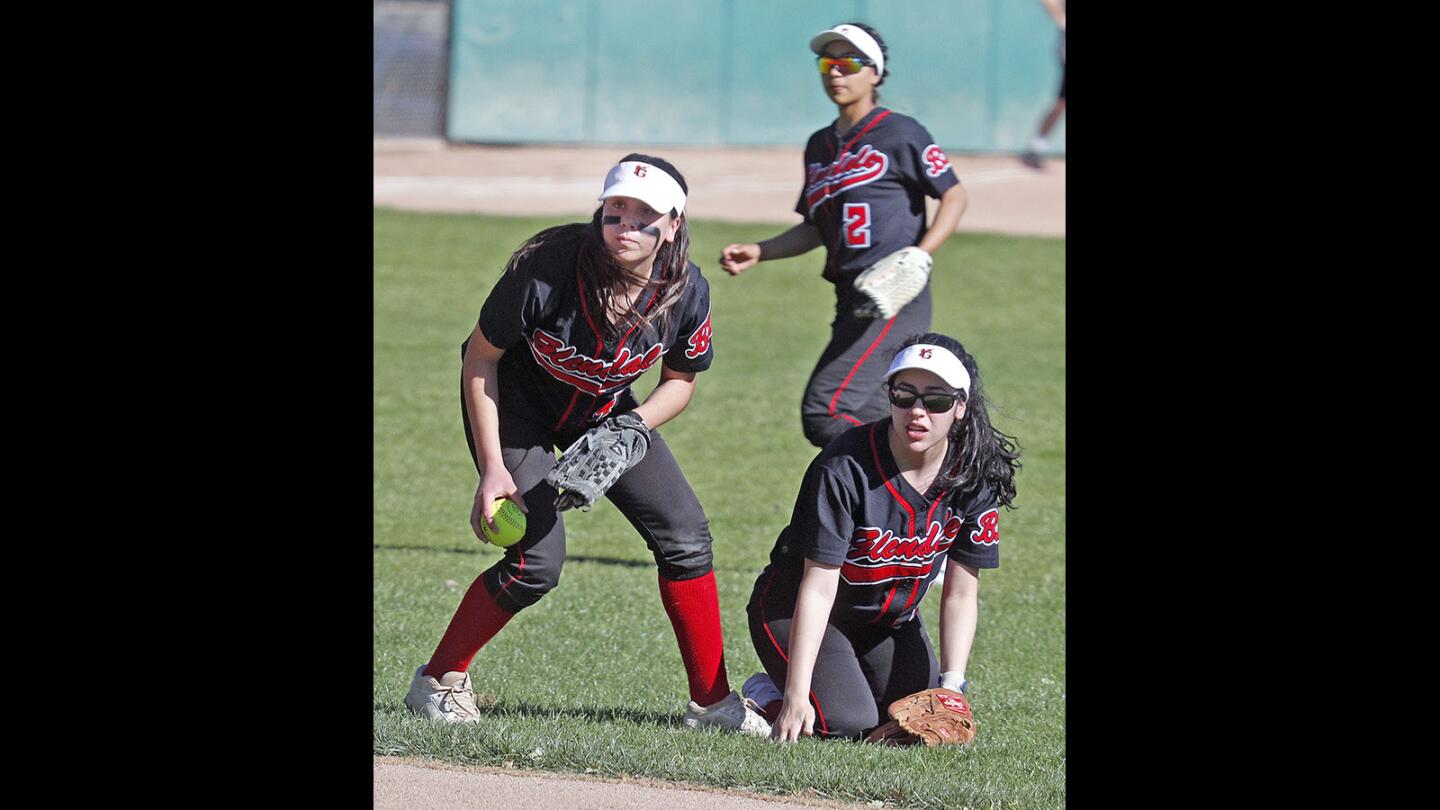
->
xmin=938 ymin=563 xmax=980 ymax=675
xmin=917 ymin=184 xmax=968 ymax=255
xmin=632 ymin=369 xmax=695 ymax=430
xmin=461 ymin=334 xmax=507 ymax=471
xmin=758 ymin=223 xmax=823 ymax=262
xmin=783 ymin=561 xmax=841 ymax=702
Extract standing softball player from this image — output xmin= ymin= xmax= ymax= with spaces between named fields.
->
xmin=741 ymin=333 xmax=1020 ymax=742
xmin=719 ymin=22 xmax=969 ymax=450
xmin=404 ymin=154 xmax=769 ymax=736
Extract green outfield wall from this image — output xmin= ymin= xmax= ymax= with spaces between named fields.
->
xmin=446 ymin=0 xmax=1065 ymax=154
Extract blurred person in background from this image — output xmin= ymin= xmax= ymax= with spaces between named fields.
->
xmin=1020 ymin=0 xmax=1066 ymax=169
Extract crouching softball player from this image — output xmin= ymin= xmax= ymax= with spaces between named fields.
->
xmin=741 ymin=333 xmax=1020 ymax=742
xmin=405 ymin=154 xmax=769 ymax=736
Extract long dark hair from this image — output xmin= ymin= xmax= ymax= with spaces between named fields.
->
xmin=894 ymin=333 xmax=1021 ymax=509
xmin=499 ymin=153 xmax=693 ymax=342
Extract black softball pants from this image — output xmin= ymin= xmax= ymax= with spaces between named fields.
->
xmin=801 ymin=281 xmax=932 ymax=449
xmin=462 ymin=398 xmax=715 ymax=615
xmin=746 ymin=570 xmax=940 ymax=740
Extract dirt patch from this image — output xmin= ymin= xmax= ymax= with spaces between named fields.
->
xmin=373 ymin=140 xmax=1064 ymax=237
xmin=374 ymin=755 xmax=879 ymax=809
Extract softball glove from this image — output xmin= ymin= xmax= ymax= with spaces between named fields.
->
xmin=851 ymin=246 xmax=933 ymax=319
xmin=864 ymin=687 xmax=976 ymax=747
xmin=545 ymin=412 xmax=650 ymax=512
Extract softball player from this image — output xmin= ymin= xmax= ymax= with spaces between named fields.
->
xmin=740 ymin=333 xmax=1020 ymax=742
xmin=719 ymin=22 xmax=969 ymax=450
xmin=1020 ymin=0 xmax=1067 ymax=169
xmin=404 ymin=154 xmax=769 ymax=736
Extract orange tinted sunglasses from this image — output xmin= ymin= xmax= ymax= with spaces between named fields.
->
xmin=817 ymin=56 xmax=874 ymax=75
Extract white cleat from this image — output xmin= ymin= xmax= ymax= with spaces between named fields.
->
xmin=404 ymin=665 xmax=481 ymax=723
xmin=683 ymin=690 xmax=772 ymax=737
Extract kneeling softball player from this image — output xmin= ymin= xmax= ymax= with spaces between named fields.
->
xmin=742 ymin=333 xmax=1020 ymax=742
xmin=405 ymin=154 xmax=768 ymax=736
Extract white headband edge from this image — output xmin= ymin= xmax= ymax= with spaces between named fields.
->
xmin=885 ymin=344 xmax=971 ymax=395
xmin=813 ymin=24 xmax=885 ymax=77
xmin=598 ymin=161 xmax=687 ymax=216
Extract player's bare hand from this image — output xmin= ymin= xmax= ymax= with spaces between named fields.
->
xmin=471 ymin=473 xmax=526 ymax=541
xmin=719 ymin=243 xmax=761 ymax=276
xmin=770 ymin=699 xmax=815 ymax=743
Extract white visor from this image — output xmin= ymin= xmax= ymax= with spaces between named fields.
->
xmin=885 ymin=344 xmax=970 ymax=396
xmin=809 ymin=24 xmax=885 ymax=77
xmin=597 ymin=161 xmax=687 ymax=216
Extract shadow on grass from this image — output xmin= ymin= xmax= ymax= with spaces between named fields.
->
xmin=374 ymin=544 xmax=654 ymax=569
xmin=374 ymin=698 xmax=679 ymax=728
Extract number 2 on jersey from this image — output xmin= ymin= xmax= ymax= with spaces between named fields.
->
xmin=843 ymin=203 xmax=872 ymax=248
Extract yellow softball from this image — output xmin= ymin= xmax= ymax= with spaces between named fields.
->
xmin=482 ymin=498 xmax=526 ymax=547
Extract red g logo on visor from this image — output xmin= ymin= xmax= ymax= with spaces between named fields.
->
xmin=920 ymin=348 xmax=933 ymax=358
xmin=634 ymin=165 xmax=647 ymax=177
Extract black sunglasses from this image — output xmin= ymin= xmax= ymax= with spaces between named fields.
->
xmin=887 ymin=383 xmax=965 ymax=413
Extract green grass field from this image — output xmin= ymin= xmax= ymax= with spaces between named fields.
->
xmin=373 ymin=208 xmax=1065 ymax=809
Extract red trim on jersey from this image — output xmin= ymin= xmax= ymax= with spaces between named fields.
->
xmin=554 ymin=274 xmax=607 ymax=431
xmin=576 ymin=274 xmax=605 ymax=346
xmin=825 ymin=109 xmax=894 ymax=213
xmin=757 ymin=569 xmax=830 ymax=736
xmin=611 ymin=285 xmax=661 ymax=371
xmin=822 ymin=109 xmax=893 ymax=278
xmin=829 ymin=316 xmax=895 ymax=427
xmin=867 ymin=420 xmax=916 ymax=624
xmin=925 ymin=496 xmax=946 ymax=524
xmin=557 ymin=269 xmax=665 ymax=431
xmin=871 ymin=586 xmax=899 ymax=623
xmin=867 ymin=422 xmax=915 ymax=535
xmin=531 ymin=362 xmax=648 ymax=398
xmin=893 ymin=484 xmax=951 ymax=619
xmin=912 ymin=495 xmax=948 ymax=606
xmin=843 ymin=562 xmax=934 ymax=584
xmin=845 ymin=110 xmax=892 ymax=154
xmin=894 ymin=572 xmax=922 ymax=617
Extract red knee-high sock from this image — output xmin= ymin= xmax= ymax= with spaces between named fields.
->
xmin=425 ymin=578 xmax=515 ymax=678
xmin=658 ymin=570 xmax=731 ymax=706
